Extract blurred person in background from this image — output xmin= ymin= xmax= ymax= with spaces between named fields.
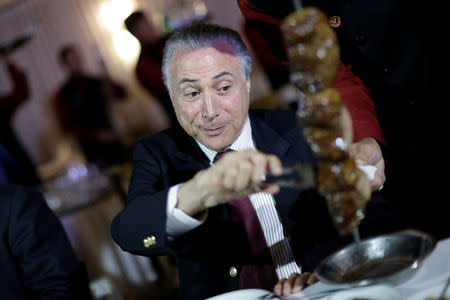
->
xmin=0 ymin=56 xmax=40 ymax=186
xmin=237 ymin=0 xmax=386 ymax=192
xmin=53 ymin=44 xmax=129 ymax=171
xmin=0 ymin=184 xmax=93 ymax=299
xmin=124 ymin=10 xmax=176 ymax=127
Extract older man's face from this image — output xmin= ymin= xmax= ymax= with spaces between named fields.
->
xmin=168 ymin=41 xmax=251 ymax=152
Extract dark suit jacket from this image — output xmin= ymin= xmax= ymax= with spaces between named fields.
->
xmin=0 ymin=184 xmax=92 ymax=299
xmin=111 ymin=110 xmax=407 ymax=300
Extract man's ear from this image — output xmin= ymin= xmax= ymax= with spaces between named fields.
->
xmin=246 ymin=78 xmax=251 ymax=94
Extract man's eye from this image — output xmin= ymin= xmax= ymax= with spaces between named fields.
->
xmin=186 ymin=91 xmax=199 ymax=98
xmin=219 ymin=85 xmax=231 ymax=93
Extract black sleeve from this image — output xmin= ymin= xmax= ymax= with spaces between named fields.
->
xmin=110 ymin=140 xmax=171 ymax=256
xmin=111 ymin=140 xmax=251 ymax=263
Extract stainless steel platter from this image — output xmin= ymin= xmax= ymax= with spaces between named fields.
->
xmin=315 ymin=230 xmax=435 ymax=287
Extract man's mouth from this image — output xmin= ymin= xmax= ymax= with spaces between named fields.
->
xmin=204 ymin=125 xmax=225 ymax=136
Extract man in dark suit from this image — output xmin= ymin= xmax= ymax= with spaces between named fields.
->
xmin=0 ymin=184 xmax=92 ymax=299
xmin=111 ymin=23 xmax=406 ymax=300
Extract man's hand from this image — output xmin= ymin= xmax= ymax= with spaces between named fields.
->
xmin=273 ymin=272 xmax=319 ymax=297
xmin=349 ymin=137 xmax=385 ymax=190
xmin=177 ymin=150 xmax=282 ymax=217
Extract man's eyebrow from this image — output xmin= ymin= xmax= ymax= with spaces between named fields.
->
xmin=213 ymin=71 xmax=233 ymax=79
xmin=178 ymin=78 xmax=198 ymax=85
xmin=178 ymin=72 xmax=233 ymax=86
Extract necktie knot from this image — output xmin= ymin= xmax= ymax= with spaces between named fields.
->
xmin=213 ymin=148 xmax=234 ymax=163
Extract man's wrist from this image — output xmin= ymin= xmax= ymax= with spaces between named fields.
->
xmin=177 ymin=178 xmax=207 ymax=218
xmin=167 ymin=184 xmax=207 ymax=236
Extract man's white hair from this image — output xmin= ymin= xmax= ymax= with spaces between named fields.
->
xmin=162 ymin=23 xmax=252 ymax=95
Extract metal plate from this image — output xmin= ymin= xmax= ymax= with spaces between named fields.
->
xmin=315 ymin=230 xmax=435 ymax=286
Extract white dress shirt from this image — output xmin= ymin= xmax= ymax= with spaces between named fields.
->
xmin=166 ymin=116 xmax=302 ymax=279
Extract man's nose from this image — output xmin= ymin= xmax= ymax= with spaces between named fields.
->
xmin=202 ymin=93 xmax=219 ymax=120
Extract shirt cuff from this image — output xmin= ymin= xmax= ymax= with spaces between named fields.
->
xmin=166 ymin=183 xmax=207 ymax=237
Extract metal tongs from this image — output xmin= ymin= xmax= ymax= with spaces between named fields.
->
xmin=261 ymin=163 xmax=317 ymax=189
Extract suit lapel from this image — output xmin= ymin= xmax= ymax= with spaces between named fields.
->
xmin=250 ymin=113 xmax=293 ymax=166
xmin=170 ymin=125 xmax=211 ymax=177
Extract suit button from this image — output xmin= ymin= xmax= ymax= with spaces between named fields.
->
xmin=329 ymin=16 xmax=341 ymax=28
xmin=143 ymin=235 xmax=156 ymax=248
xmin=229 ymin=266 xmax=238 ymax=278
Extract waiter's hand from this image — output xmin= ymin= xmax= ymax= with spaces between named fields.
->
xmin=349 ymin=137 xmax=385 ymax=190
xmin=273 ymin=272 xmax=319 ymax=296
xmin=177 ymin=150 xmax=282 ymax=217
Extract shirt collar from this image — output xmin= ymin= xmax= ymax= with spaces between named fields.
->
xmin=196 ymin=116 xmax=255 ymax=164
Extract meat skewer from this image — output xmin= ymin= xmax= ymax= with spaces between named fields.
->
xmin=279 ymin=5 xmax=371 ymax=235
